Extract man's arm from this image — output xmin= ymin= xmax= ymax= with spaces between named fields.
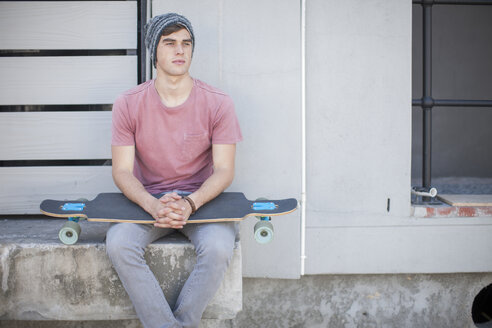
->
xmin=190 ymin=143 xmax=237 ymax=208
xmin=111 ymin=145 xmax=184 ymax=228
xmin=154 ymin=144 xmax=236 ymax=228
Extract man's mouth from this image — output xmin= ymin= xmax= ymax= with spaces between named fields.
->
xmin=172 ymin=59 xmax=186 ymax=65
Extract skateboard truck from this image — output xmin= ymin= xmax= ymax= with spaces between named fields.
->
xmin=61 ymin=203 xmax=85 ymax=211
xmin=59 ymin=201 xmax=87 ymax=245
xmin=253 ymin=199 xmax=275 ymax=244
xmin=252 ymin=202 xmax=277 ymax=211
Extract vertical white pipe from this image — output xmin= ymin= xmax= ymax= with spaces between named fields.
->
xmin=300 ymin=0 xmax=307 ymax=276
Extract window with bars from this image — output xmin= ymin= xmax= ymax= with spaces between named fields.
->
xmin=412 ymin=0 xmax=492 ymax=204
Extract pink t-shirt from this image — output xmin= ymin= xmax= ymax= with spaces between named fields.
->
xmin=111 ymin=78 xmax=242 ymax=194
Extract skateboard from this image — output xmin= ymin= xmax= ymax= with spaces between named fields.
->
xmin=40 ymin=192 xmax=298 ymax=245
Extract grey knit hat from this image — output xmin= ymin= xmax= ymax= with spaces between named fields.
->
xmin=144 ymin=13 xmax=195 ymax=68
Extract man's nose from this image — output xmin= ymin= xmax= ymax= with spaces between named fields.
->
xmin=176 ymin=43 xmax=184 ymax=54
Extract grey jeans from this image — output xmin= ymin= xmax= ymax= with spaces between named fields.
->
xmin=106 ymin=211 xmax=239 ymax=328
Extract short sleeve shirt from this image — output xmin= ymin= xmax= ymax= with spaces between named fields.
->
xmin=111 ymin=78 xmax=242 ymax=194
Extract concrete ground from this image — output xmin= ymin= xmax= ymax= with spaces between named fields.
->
xmin=237 ymin=274 xmax=490 ymax=328
xmin=1 ymin=273 xmax=491 ymax=327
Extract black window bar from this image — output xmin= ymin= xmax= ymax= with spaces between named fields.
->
xmin=412 ymin=0 xmax=492 ymax=203
xmin=137 ymin=0 xmax=147 ymax=84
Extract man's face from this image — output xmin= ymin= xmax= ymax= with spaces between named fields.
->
xmin=155 ymin=28 xmax=193 ymax=77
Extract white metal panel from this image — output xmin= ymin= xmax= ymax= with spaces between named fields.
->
xmin=153 ymin=0 xmax=302 ymax=278
xmin=0 ymin=1 xmax=137 ymax=50
xmin=0 ymin=56 xmax=137 ymax=105
xmin=0 ymin=167 xmax=118 ymax=214
xmin=0 ymin=112 xmax=112 ymax=160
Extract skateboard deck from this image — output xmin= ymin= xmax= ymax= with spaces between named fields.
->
xmin=40 ymin=192 xmax=298 ymax=245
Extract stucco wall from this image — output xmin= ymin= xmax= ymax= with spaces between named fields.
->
xmin=152 ymin=0 xmax=302 ymax=278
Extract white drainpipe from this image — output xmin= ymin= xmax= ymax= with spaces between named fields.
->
xmin=300 ymin=0 xmax=307 ymax=276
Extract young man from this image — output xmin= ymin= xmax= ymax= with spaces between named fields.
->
xmin=106 ymin=13 xmax=242 ymax=328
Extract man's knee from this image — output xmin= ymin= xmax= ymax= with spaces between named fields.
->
xmin=197 ymin=237 xmax=235 ymax=267
xmin=106 ymin=224 xmax=143 ymax=263
xmin=106 ymin=230 xmax=125 ymax=262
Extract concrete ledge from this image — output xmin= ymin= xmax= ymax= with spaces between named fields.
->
xmin=0 ymin=218 xmax=242 ymax=321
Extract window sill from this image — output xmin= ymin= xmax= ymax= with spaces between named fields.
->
xmin=412 ymin=204 xmax=492 ymax=218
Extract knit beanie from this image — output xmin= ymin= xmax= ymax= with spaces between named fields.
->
xmin=144 ymin=13 xmax=195 ymax=68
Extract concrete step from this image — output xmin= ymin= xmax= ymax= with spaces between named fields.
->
xmin=0 ymin=218 xmax=242 ymax=322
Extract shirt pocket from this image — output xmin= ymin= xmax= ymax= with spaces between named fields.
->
xmin=180 ymin=132 xmax=210 ymax=161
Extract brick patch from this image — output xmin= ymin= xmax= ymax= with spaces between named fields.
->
xmin=413 ymin=206 xmax=492 ymax=218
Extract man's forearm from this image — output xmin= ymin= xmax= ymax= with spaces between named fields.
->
xmin=113 ymin=169 xmax=157 ymax=214
xmin=186 ymin=143 xmax=237 ymax=211
xmin=188 ymin=167 xmax=234 ymax=210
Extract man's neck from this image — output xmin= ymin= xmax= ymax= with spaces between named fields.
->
xmin=154 ymin=73 xmax=194 ymax=107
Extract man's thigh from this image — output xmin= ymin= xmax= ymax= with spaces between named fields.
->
xmin=180 ymin=222 xmax=239 ymax=251
xmin=106 ymin=222 xmax=175 ymax=249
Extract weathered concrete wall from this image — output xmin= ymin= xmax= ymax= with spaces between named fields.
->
xmin=2 ymin=273 xmax=489 ymax=328
xmin=0 ymin=219 xmax=241 ymax=322
xmin=0 ymin=320 xmax=231 ymax=328
xmin=237 ymin=274 xmax=488 ymax=328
